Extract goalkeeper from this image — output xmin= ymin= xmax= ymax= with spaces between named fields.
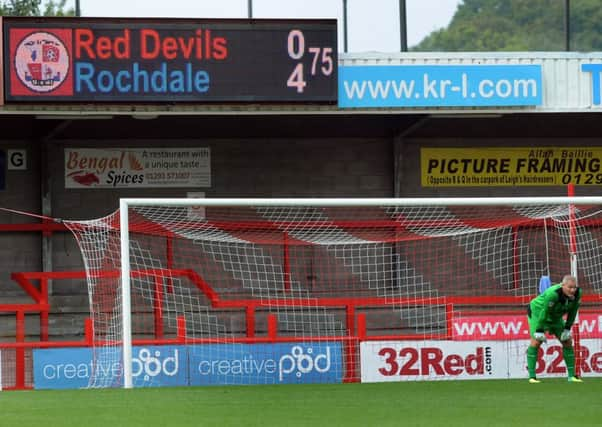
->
xmin=526 ymin=274 xmax=583 ymax=383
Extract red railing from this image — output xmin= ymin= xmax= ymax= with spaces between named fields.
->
xmin=2 ymin=269 xmax=601 ymax=390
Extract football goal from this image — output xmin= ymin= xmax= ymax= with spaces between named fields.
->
xmin=64 ymin=197 xmax=602 ymax=388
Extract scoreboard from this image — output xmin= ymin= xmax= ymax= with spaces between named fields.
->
xmin=2 ymin=18 xmax=337 ymax=103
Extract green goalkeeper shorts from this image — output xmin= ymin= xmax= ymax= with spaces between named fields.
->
xmin=527 ymin=317 xmax=564 ymax=340
xmin=527 ymin=306 xmax=564 ymax=340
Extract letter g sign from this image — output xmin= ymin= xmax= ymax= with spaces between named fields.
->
xmin=8 ymin=150 xmax=26 ymax=170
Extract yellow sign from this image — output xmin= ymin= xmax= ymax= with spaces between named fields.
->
xmin=421 ymin=147 xmax=602 ymax=187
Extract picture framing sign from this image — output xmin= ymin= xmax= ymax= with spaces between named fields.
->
xmin=421 ymin=147 xmax=602 ymax=187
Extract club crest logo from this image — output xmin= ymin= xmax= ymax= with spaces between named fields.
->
xmin=14 ymin=31 xmax=70 ymax=93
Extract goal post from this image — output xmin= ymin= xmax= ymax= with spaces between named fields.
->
xmin=119 ymin=199 xmax=134 ymax=389
xmin=65 ymin=197 xmax=602 ymax=387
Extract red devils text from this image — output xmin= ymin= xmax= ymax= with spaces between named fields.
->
xmin=74 ymin=28 xmax=228 ymax=61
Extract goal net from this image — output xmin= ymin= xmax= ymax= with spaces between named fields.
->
xmin=64 ymin=197 xmax=602 ymax=387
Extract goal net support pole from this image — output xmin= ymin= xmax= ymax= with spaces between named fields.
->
xmin=567 ymin=185 xmax=581 ymax=377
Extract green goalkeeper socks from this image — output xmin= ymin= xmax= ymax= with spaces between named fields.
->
xmin=563 ymin=346 xmax=576 ymax=377
xmin=528 ymin=346 xmax=576 ymax=378
xmin=527 ymin=345 xmax=538 ymax=378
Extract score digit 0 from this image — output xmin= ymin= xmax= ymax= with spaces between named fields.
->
xmin=287 ymin=30 xmax=334 ymax=94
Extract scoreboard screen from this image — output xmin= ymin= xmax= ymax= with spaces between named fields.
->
xmin=2 ymin=18 xmax=337 ymax=103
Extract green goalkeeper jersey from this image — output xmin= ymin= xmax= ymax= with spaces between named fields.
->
xmin=529 ymin=284 xmax=581 ymax=331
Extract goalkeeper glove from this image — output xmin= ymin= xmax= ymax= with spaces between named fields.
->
xmin=534 ymin=331 xmax=546 ymax=342
xmin=560 ymin=329 xmax=572 ymax=341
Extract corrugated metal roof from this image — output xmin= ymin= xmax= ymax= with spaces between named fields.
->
xmin=340 ymin=52 xmax=602 ymax=113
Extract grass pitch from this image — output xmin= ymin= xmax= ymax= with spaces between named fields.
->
xmin=2 ymin=379 xmax=600 ymax=427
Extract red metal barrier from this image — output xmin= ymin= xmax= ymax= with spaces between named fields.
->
xmin=2 ymin=270 xmax=600 ymax=390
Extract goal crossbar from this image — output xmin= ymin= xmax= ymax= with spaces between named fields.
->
xmin=120 ymin=196 xmax=602 ymax=207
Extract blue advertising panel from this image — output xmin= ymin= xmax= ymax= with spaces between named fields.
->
xmin=34 ymin=342 xmax=343 ymax=389
xmin=581 ymin=63 xmax=602 ymax=105
xmin=34 ymin=347 xmax=98 ymax=389
xmin=188 ymin=342 xmax=344 ymax=385
xmin=339 ymin=64 xmax=542 ymax=108
xmin=130 ymin=346 xmax=187 ymax=387
xmin=33 ymin=345 xmax=187 ymax=389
